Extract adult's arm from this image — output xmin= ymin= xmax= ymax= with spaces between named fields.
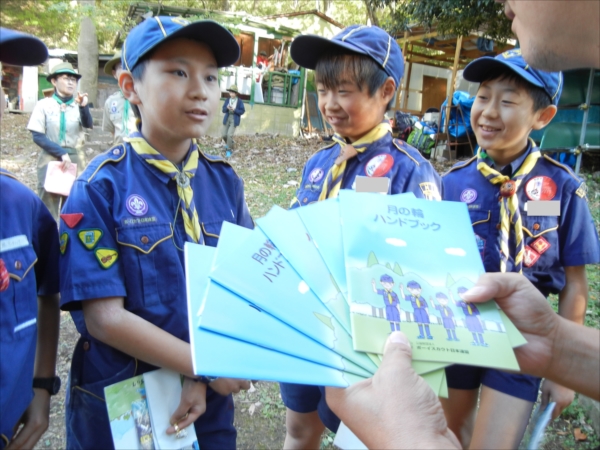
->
xmin=462 ymin=273 xmax=600 ymax=401
xmin=31 ymin=131 xmax=66 ymax=158
xmin=236 ymin=99 xmax=245 ymax=116
xmin=79 ymin=104 xmax=93 ymax=129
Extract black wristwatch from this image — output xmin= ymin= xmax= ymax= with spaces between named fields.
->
xmin=33 ymin=376 xmax=61 ymax=395
xmin=194 ymin=375 xmax=218 ymax=385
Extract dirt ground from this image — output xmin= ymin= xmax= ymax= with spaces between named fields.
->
xmin=2 ymin=111 xmax=599 ymax=449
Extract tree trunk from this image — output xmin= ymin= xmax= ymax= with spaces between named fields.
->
xmin=77 ymin=12 xmax=98 ymax=107
xmin=323 ymin=0 xmax=331 ymax=14
xmin=365 ymin=0 xmax=380 ymax=26
xmin=222 ymin=0 xmax=229 ymax=11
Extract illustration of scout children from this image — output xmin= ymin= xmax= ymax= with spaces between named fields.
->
xmin=399 ymin=281 xmax=432 ymax=339
xmin=430 ymin=292 xmax=458 ymax=341
xmin=371 ymin=274 xmax=401 ymax=331
xmin=450 ymin=287 xmax=488 ymax=346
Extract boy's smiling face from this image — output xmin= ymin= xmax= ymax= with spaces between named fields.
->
xmin=128 ymin=38 xmax=220 ymax=155
xmin=471 ymin=77 xmax=555 ymax=162
xmin=317 ymin=78 xmax=394 ymax=143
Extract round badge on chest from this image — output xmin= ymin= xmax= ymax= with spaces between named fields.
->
xmin=365 ymin=154 xmax=394 ymax=177
xmin=525 ymin=176 xmax=557 ymax=201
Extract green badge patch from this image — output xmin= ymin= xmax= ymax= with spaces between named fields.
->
xmin=95 ymin=248 xmax=118 ymax=269
xmin=78 ymin=229 xmax=103 ymax=250
xmin=60 ymin=232 xmax=68 ymax=255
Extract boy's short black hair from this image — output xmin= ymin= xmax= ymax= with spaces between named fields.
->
xmin=315 ymin=49 xmax=395 ymax=110
xmin=131 ymin=52 xmax=153 ymax=81
xmin=479 ymin=66 xmax=552 ymax=111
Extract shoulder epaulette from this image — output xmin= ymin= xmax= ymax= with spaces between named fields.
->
xmin=198 ymin=148 xmax=243 ymax=179
xmin=542 ymin=154 xmax=581 ymax=182
xmin=87 ymin=144 xmax=127 ymax=182
xmin=442 ymin=155 xmax=477 ymax=177
xmin=392 ymin=139 xmax=421 ymax=166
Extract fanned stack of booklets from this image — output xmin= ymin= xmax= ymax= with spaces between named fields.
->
xmin=185 ymin=190 xmax=526 ymax=399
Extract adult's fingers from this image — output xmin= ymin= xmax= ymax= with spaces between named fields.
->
xmin=460 ymin=273 xmax=540 ymax=305
xmin=7 ymin=422 xmax=47 ymax=450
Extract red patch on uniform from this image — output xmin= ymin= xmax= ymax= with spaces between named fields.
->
xmin=60 ymin=213 xmax=84 ymax=228
xmin=365 ymin=154 xmax=394 ymax=177
xmin=0 ymin=258 xmax=9 ymax=292
xmin=525 ymin=176 xmax=557 ymax=201
xmin=523 ymin=245 xmax=540 ymax=267
xmin=531 ymin=236 xmax=551 ymax=255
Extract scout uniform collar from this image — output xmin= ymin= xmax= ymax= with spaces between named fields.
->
xmin=476 ymin=138 xmax=541 ymax=273
xmin=318 ymin=121 xmax=392 ymax=200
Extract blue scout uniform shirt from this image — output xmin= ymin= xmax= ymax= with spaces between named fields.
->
xmin=290 ymin=133 xmax=441 ymax=207
xmin=443 ymin=143 xmax=600 ymax=297
xmin=0 ymin=170 xmax=59 ymax=444
xmin=433 ymin=304 xmax=455 ymax=329
xmin=58 ymin=138 xmax=252 ymax=447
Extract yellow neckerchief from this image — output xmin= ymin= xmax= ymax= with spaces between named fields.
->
xmin=318 ymin=121 xmax=392 ymax=201
xmin=476 ymin=139 xmax=541 ymax=273
xmin=126 ymin=136 xmax=202 ymax=243
xmin=467 ymin=304 xmax=473 ymax=315
xmin=415 ymin=295 xmax=421 ymax=308
xmin=385 ymin=289 xmax=394 ymax=305
xmin=444 ymin=308 xmax=449 ymax=317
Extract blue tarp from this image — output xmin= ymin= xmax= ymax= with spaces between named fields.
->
xmin=441 ymin=91 xmax=475 ymax=138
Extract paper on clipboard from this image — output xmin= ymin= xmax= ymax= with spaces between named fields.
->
xmin=44 ymin=161 xmax=77 ymax=196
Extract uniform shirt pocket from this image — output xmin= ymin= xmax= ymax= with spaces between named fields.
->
xmin=202 ymin=220 xmax=234 ymax=247
xmin=0 ymin=245 xmax=38 ymax=342
xmin=523 ymin=215 xmax=559 ymax=269
xmin=116 ymin=223 xmax=182 ymax=308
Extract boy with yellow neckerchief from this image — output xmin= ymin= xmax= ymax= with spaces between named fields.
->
xmin=58 ymin=17 xmax=253 ymax=449
xmin=283 ymin=25 xmax=441 ymax=449
xmin=442 ymin=49 xmax=600 ymax=449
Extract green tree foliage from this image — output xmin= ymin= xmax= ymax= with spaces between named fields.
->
xmin=1 ymin=0 xmax=369 ymax=52
xmin=385 ymin=262 xmax=392 ymax=270
xmin=393 ymin=262 xmax=403 ymax=277
xmin=367 ymin=251 xmax=379 ymax=267
xmin=368 ymin=0 xmax=513 ymax=42
xmin=446 ymin=272 xmax=456 ymax=288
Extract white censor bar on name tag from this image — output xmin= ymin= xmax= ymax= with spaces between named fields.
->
xmin=526 ymin=201 xmax=561 ymax=216
xmin=355 ymin=176 xmax=390 ymax=194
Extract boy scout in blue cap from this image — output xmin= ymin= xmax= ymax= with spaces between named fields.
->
xmin=58 ymin=16 xmax=253 ymax=449
xmin=283 ymin=25 xmax=442 ymax=448
xmin=0 ymin=28 xmax=61 ymax=449
xmin=441 ymin=49 xmax=600 ymax=449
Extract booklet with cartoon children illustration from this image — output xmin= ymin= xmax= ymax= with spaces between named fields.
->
xmin=337 ymin=190 xmax=520 ymax=370
xmin=104 ymin=369 xmax=199 ymax=450
xmin=184 ymin=230 xmax=448 ymax=394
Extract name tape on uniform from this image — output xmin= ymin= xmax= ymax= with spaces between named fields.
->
xmin=526 ymin=201 xmax=560 ymax=216
xmin=355 ymin=176 xmax=390 ymax=194
xmin=0 ymin=235 xmax=29 ymax=253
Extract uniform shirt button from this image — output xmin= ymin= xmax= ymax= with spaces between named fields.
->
xmin=533 ymin=223 xmax=540 ymax=230
xmin=83 ymin=341 xmax=90 ymax=351
xmin=14 ymin=260 xmax=22 ymax=270
xmin=141 ymin=236 xmax=149 ymax=244
xmin=113 ymin=148 xmax=120 ymax=155
xmin=303 ymin=197 xmax=308 ymax=204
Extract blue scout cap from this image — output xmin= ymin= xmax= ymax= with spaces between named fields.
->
xmin=463 ymin=49 xmax=563 ymax=105
xmin=122 ymin=16 xmax=239 ymax=71
xmin=380 ymin=274 xmax=394 ymax=283
xmin=0 ymin=27 xmax=48 ymax=66
xmin=290 ymin=25 xmax=404 ymax=87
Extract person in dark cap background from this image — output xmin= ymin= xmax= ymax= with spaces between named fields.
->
xmin=26 ymin=61 xmax=93 ymax=221
xmin=221 ymin=84 xmax=245 ymax=158
xmin=0 ymin=27 xmax=61 ymax=450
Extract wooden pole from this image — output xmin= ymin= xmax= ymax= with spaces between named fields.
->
xmin=394 ymin=31 xmax=410 ymax=112
xmin=444 ymin=35 xmax=463 ymax=133
xmin=402 ymin=44 xmax=413 ymax=110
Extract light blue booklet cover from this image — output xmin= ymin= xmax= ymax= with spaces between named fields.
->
xmin=185 ymin=242 xmax=366 ymax=387
xmin=198 ymin=223 xmax=371 ymax=378
xmin=257 ymin=205 xmax=351 ymax=334
xmin=208 ymin=226 xmax=378 ymax=374
xmin=338 ymin=190 xmax=519 ymax=370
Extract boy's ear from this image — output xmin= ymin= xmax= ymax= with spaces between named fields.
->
xmin=532 ymin=104 xmax=558 ymax=130
xmin=119 ymin=71 xmax=141 ymax=105
xmin=381 ymin=77 xmax=397 ymax=103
